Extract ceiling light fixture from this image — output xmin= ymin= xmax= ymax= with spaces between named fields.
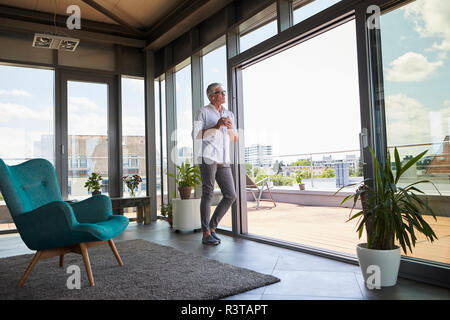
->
xmin=32 ymin=33 xmax=80 ymax=52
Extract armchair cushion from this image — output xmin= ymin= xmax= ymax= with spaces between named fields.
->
xmin=73 ymin=215 xmax=129 ymax=242
xmin=70 ymin=194 xmax=113 ymax=223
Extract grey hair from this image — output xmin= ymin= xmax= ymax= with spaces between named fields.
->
xmin=206 ymin=83 xmax=222 ymax=99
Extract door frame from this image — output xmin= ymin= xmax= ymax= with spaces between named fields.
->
xmin=56 ymin=70 xmax=121 ymax=200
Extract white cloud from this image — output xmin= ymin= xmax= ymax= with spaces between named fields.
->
xmin=0 ymin=102 xmax=51 ymax=122
xmin=66 ymin=96 xmax=108 ymax=135
xmin=124 ymin=78 xmax=144 ymax=93
xmin=385 ymin=52 xmax=443 ymax=82
xmin=385 ymin=93 xmax=450 ymax=148
xmin=404 ymin=0 xmax=450 ymax=52
xmin=68 ymin=96 xmax=98 ymax=113
xmin=122 ymin=116 xmax=145 ymax=136
xmin=0 ymin=89 xmax=31 ymax=97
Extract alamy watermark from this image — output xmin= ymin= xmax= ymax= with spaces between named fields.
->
xmin=367 ymin=5 xmax=381 ymax=30
xmin=365 ymin=265 xmax=381 ymax=290
xmin=66 ymin=265 xmax=81 ymax=290
xmin=66 ymin=5 xmax=81 ymax=30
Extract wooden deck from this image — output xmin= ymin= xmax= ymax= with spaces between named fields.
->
xmin=219 ymin=202 xmax=450 ymax=265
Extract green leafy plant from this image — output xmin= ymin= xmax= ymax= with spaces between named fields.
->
xmin=84 ymin=172 xmax=103 ymax=194
xmin=167 ymin=162 xmax=201 ymax=188
xmin=161 ymin=202 xmax=173 ymax=226
xmin=294 ymin=170 xmax=303 ymax=184
xmin=337 ymin=147 xmax=439 ymax=253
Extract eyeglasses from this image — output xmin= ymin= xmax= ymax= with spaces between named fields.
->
xmin=213 ymin=90 xmax=226 ymax=95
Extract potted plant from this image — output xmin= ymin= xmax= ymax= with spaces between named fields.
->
xmin=122 ymin=174 xmax=142 ymax=197
xmin=84 ymin=172 xmax=103 ymax=196
xmin=295 ymin=170 xmax=305 ymax=190
xmin=337 ymin=148 xmax=439 ymax=287
xmin=161 ymin=202 xmax=173 ymax=227
xmin=167 ymin=162 xmax=202 ymax=200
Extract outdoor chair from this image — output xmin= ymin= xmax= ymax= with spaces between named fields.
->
xmin=0 ymin=158 xmax=129 ymax=287
xmin=245 ymin=174 xmax=277 ymax=209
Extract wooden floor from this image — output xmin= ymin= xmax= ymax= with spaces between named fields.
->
xmin=219 ymin=202 xmax=450 ymax=265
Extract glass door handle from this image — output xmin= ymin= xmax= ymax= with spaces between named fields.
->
xmin=359 ymin=128 xmax=368 ymax=165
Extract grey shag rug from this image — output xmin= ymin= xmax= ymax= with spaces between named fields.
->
xmin=0 ymin=239 xmax=279 ymax=300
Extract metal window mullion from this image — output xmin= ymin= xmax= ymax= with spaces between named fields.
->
xmin=108 ymin=75 xmax=120 ymax=199
xmin=227 ymin=28 xmax=246 ymax=236
xmin=165 ymin=70 xmax=177 ymax=202
xmin=277 ymin=0 xmax=293 ymax=33
xmin=145 ymin=50 xmax=158 ymax=221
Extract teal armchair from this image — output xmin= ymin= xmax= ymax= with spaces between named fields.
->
xmin=0 ymin=158 xmax=129 ymax=287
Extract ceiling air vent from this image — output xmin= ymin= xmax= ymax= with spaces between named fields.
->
xmin=32 ymin=33 xmax=80 ymax=52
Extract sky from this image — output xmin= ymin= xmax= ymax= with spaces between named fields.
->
xmin=380 ymin=0 xmax=450 ymax=158
xmin=242 ymin=19 xmax=361 ymax=162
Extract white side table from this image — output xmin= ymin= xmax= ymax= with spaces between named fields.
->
xmin=172 ymin=198 xmax=201 ymax=232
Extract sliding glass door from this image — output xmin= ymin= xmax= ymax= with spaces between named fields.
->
xmin=238 ymin=19 xmax=363 ymax=256
xmin=59 ymin=71 xmax=119 ymax=201
xmin=67 ymin=80 xmax=109 ymax=199
xmin=379 ymin=0 xmax=450 ymax=266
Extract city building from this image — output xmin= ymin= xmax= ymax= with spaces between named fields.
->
xmin=245 ymin=144 xmax=273 ymax=167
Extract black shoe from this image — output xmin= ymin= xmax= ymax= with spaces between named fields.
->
xmin=202 ymin=234 xmax=220 ymax=245
xmin=210 ymin=231 xmax=221 ymax=242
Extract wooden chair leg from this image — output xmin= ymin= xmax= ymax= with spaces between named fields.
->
xmin=79 ymin=243 xmax=95 ymax=287
xmin=108 ymin=239 xmax=123 ymax=266
xmin=18 ymin=251 xmax=42 ymax=288
xmin=59 ymin=254 xmax=64 ymax=267
xmin=267 ymin=185 xmax=277 ymax=207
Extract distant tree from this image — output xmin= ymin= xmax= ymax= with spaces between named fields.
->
xmin=246 ymin=163 xmax=253 ymax=176
xmin=290 ymin=159 xmax=311 ymax=166
xmin=320 ymin=167 xmax=335 ymax=178
xmin=298 ymin=168 xmax=311 ymax=179
xmin=255 ymin=169 xmax=268 ymax=183
xmin=270 ymin=174 xmax=294 ymax=186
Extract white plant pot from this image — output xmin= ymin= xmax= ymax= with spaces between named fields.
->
xmin=356 ymin=243 xmax=401 ymax=287
xmin=172 ymin=198 xmax=201 ymax=232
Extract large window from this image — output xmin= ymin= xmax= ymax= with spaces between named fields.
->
xmin=0 ymin=66 xmax=54 ymax=165
xmin=241 ymin=20 xmax=362 ymax=255
xmin=121 ymin=77 xmax=146 ymax=198
xmin=0 ymin=65 xmax=54 ymax=231
xmin=175 ymin=62 xmax=193 ymax=166
xmin=161 ymin=79 xmax=168 ymax=204
xmin=293 ymin=0 xmax=342 ymax=25
xmin=155 ymin=78 xmax=167 ymax=211
xmin=380 ymin=0 xmax=450 ymax=265
xmin=239 ymin=3 xmax=277 ymax=53
xmin=202 ymin=45 xmax=228 ymax=108
xmin=67 ymin=81 xmax=108 ymax=199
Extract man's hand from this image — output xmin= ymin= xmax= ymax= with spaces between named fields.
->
xmin=215 ymin=117 xmax=231 ymax=129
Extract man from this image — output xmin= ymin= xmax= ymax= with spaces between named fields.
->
xmin=193 ymin=83 xmax=238 ymax=245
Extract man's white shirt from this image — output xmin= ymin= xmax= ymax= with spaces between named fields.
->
xmin=192 ymin=104 xmax=236 ymax=165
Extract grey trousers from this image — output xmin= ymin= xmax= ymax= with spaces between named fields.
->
xmin=199 ymin=163 xmax=237 ymax=232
